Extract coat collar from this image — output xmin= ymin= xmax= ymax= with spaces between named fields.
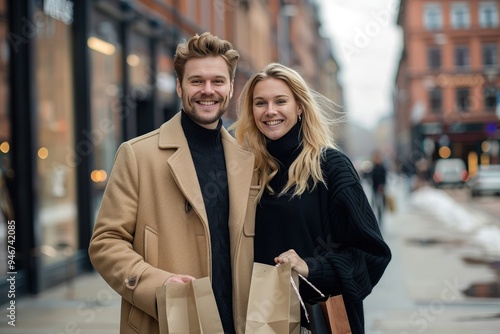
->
xmin=158 ymin=112 xmax=255 ymax=242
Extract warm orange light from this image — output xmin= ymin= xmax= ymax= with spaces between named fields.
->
xmin=91 ymin=169 xmax=108 ymax=182
xmin=480 ymin=154 xmax=490 ymax=166
xmin=0 ymin=141 xmax=10 ymax=153
xmin=468 ymin=151 xmax=478 ymax=177
xmin=127 ymin=54 xmax=141 ymax=67
xmin=38 ymin=147 xmax=49 ymax=159
xmin=481 ymin=141 xmax=491 ymax=153
xmin=87 ymin=36 xmax=116 ymax=56
xmin=438 ymin=146 xmax=451 ymax=159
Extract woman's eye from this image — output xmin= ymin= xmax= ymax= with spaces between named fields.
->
xmin=255 ymin=101 xmax=266 ymax=107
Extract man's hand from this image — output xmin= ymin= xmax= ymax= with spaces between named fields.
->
xmin=163 ymin=274 xmax=196 ymax=284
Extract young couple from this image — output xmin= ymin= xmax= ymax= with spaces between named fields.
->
xmin=89 ymin=32 xmax=391 ymax=334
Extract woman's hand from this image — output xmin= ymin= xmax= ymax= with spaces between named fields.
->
xmin=275 ymin=249 xmax=309 ymax=277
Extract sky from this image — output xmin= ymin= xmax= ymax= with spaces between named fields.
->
xmin=317 ymin=0 xmax=403 ymax=130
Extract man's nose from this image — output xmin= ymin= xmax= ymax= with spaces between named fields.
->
xmin=201 ymin=81 xmax=215 ymax=94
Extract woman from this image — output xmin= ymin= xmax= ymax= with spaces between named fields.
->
xmin=231 ymin=63 xmax=391 ymax=333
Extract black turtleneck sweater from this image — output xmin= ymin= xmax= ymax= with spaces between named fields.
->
xmin=254 ymin=122 xmax=323 ymax=266
xmin=254 ymin=122 xmax=391 ymax=334
xmin=181 ymin=111 xmax=235 ymax=334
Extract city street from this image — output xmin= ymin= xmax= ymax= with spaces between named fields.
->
xmin=364 ymin=175 xmax=500 ymax=334
xmin=1 ymin=1 xmax=499 ymax=333
xmin=1 ymin=175 xmax=499 ymax=333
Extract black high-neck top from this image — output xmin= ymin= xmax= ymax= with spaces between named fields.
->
xmin=181 ymin=111 xmax=235 ymax=334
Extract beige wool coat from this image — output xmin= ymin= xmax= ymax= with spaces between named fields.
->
xmin=89 ymin=112 xmax=259 ymax=333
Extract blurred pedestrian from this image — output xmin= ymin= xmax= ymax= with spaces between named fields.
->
xmin=89 ymin=32 xmax=259 ymax=334
xmin=231 ymin=63 xmax=391 ymax=333
xmin=368 ymin=150 xmax=387 ymax=225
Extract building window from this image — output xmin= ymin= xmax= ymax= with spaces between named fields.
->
xmin=429 ymin=88 xmax=442 ymax=113
xmin=479 ymin=2 xmax=499 ymax=28
xmin=424 ymin=3 xmax=443 ymax=30
xmin=456 ymin=88 xmax=470 ymax=112
xmin=201 ymin=0 xmax=211 ymax=30
xmin=157 ymin=42 xmax=179 ymax=122
xmin=427 ymin=47 xmax=441 ymax=69
xmin=0 ymin=0 xmax=14 ymax=279
xmin=451 ymin=3 xmax=470 ymax=29
xmin=454 ymin=46 xmax=470 ymax=68
xmin=89 ymin=10 xmax=123 ymax=213
xmin=35 ymin=10 xmax=78 ymax=267
xmin=129 ymin=29 xmax=153 ymax=136
xmin=484 ymin=86 xmax=497 ymax=110
xmin=482 ymin=44 xmax=498 ymax=67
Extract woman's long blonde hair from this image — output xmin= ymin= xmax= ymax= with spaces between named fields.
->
xmin=231 ymin=63 xmax=344 ymax=201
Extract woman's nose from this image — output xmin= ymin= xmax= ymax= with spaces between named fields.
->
xmin=266 ymin=104 xmax=277 ymax=115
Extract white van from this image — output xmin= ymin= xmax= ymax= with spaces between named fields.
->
xmin=432 ymin=158 xmax=468 ymax=188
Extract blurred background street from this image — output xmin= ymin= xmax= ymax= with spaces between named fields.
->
xmin=0 ymin=0 xmax=500 ymax=333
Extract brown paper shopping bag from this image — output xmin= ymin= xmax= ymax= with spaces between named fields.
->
xmin=156 ymin=277 xmax=224 ymax=334
xmin=245 ymin=262 xmax=301 ymax=334
xmin=319 ymin=295 xmax=352 ymax=334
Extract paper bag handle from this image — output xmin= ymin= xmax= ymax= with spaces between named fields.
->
xmin=277 ymin=264 xmax=326 ymax=323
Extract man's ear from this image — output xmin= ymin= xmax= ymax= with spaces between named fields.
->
xmin=229 ymin=80 xmax=234 ymax=99
xmin=176 ymin=78 xmax=182 ymax=98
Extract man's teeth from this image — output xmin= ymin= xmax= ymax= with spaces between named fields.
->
xmin=265 ymin=120 xmax=282 ymax=126
xmin=199 ymin=101 xmax=216 ymax=105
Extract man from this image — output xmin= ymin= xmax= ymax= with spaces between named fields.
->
xmin=89 ymin=32 xmax=259 ymax=334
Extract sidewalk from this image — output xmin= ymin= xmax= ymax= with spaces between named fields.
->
xmin=0 ymin=272 xmax=121 ymax=333
xmin=2 ymin=175 xmax=499 ymax=334
xmin=364 ymin=175 xmax=500 ymax=334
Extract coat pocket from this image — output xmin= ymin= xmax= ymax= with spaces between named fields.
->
xmin=243 ymin=185 xmax=260 ymax=237
xmin=144 ymin=226 xmax=159 ymax=267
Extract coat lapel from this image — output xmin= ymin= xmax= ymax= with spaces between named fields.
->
xmin=158 ymin=113 xmax=255 ymax=249
xmin=159 ymin=113 xmax=208 ymax=224
xmin=221 ymin=129 xmax=255 ymax=251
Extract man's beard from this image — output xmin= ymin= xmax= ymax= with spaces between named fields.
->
xmin=181 ymin=91 xmax=228 ymax=125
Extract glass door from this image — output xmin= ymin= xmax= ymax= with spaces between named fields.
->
xmin=34 ymin=10 xmax=77 ymax=269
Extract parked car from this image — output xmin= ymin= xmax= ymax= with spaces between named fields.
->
xmin=432 ymin=158 xmax=468 ymax=188
xmin=469 ymin=165 xmax=500 ymax=197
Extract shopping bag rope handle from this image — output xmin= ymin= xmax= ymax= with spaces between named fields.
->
xmin=277 ymin=264 xmax=325 ymax=323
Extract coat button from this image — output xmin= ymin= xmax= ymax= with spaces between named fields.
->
xmin=185 ymin=200 xmax=192 ymax=213
xmin=128 ymin=277 xmax=137 ymax=286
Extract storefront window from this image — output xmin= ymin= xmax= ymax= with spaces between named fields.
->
xmin=89 ymin=10 xmax=122 ymax=215
xmin=35 ymin=10 xmax=77 ymax=266
xmin=157 ymin=42 xmax=178 ymax=121
xmin=0 ymin=0 xmax=14 ymax=277
xmin=129 ymin=30 xmax=153 ymax=135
